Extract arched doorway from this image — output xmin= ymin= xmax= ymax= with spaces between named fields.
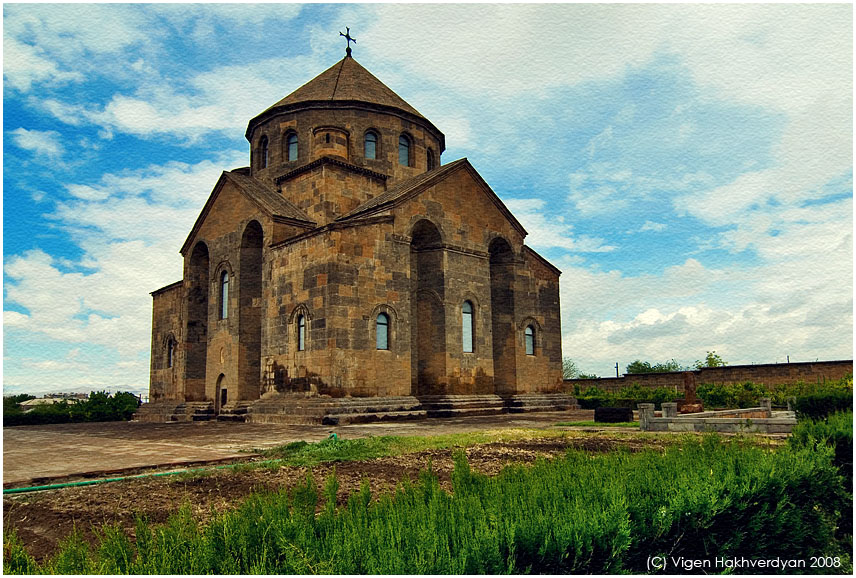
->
xmin=239 ymin=221 xmax=263 ymax=401
xmin=215 ymin=373 xmax=227 ymax=414
xmin=489 ymin=237 xmax=517 ymax=393
xmin=410 ymin=220 xmax=446 ymax=395
xmin=185 ymin=242 xmax=209 ymax=401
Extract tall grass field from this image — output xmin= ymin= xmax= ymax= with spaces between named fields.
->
xmin=5 ymin=429 xmax=851 ymax=574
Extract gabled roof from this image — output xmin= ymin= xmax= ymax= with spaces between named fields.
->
xmin=180 ymin=170 xmax=315 ymax=255
xmin=336 ymin=158 xmax=528 ymax=238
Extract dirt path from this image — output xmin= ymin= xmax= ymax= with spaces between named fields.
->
xmin=3 ymin=410 xmax=598 ymax=486
xmin=4 ymin=433 xmax=665 ymax=562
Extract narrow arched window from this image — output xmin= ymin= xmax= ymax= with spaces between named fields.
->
xmin=525 ymin=325 xmax=535 ymax=355
xmin=365 ymin=131 xmax=378 ymax=160
xmin=220 ymin=271 xmax=229 ymax=319
xmin=427 ymin=148 xmax=435 ymax=171
xmin=398 ymin=134 xmax=410 ymax=166
xmin=167 ymin=338 xmax=175 ymax=368
xmin=376 ymin=313 xmax=390 ymax=350
xmin=260 ymin=136 xmax=269 ymax=168
xmin=286 ymin=133 xmax=298 ymax=161
xmin=297 ymin=314 xmax=306 ymax=351
xmin=462 ymin=301 xmax=474 ymax=353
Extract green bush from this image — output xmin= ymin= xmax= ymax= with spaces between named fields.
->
xmin=575 ymin=384 xmax=679 ymax=410
xmin=792 ymin=390 xmax=853 ymax=420
xmin=790 ymin=411 xmax=853 ymax=489
xmin=7 ymin=436 xmax=849 ymax=574
xmin=3 ymin=391 xmax=141 ymax=427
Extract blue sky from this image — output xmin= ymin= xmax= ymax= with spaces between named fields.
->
xmin=3 ymin=3 xmax=852 ymax=395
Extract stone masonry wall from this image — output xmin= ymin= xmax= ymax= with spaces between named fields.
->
xmin=183 ymin=180 xmax=276 ymax=405
xmin=150 ymin=282 xmax=183 ymax=401
xmin=250 ymin=108 xmax=442 ymax=189
xmin=566 ymin=360 xmax=853 ymax=394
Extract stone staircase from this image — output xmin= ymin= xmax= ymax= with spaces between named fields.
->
xmin=417 ymin=394 xmax=507 ymax=418
xmin=134 ymin=401 xmax=215 ymax=422
xmin=503 ymin=393 xmax=580 ymax=413
xmin=136 ymin=392 xmax=580 ymax=425
xmin=217 ymin=401 xmax=255 ymax=422
xmin=247 ymin=394 xmax=426 ymax=425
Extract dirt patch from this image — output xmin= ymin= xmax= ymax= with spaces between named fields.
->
xmin=4 ymin=435 xmax=666 ymax=562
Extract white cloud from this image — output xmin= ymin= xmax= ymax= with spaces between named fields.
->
xmin=4 ymin=154 xmax=245 ymax=371
xmin=9 ymin=128 xmax=64 ymax=158
xmin=561 ymin=240 xmax=852 ymax=376
xmin=505 ymin=198 xmax=615 ymax=253
xmin=639 ymin=221 xmax=667 ymax=233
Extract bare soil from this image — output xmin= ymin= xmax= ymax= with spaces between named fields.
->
xmin=4 ymin=435 xmax=665 ymax=562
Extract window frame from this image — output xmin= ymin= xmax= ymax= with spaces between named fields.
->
xmin=398 ymin=134 xmax=411 ymax=166
xmin=166 ymin=337 xmax=175 ymax=368
xmin=286 ymin=132 xmax=298 ymax=162
xmin=462 ymin=301 xmax=474 ymax=353
xmin=259 ymin=136 xmax=269 ymax=168
xmin=524 ymin=325 xmax=535 ymax=356
xmin=365 ymin=130 xmax=378 ymax=160
xmin=297 ymin=314 xmax=306 ymax=351
xmin=219 ymin=270 xmax=230 ymax=320
xmin=376 ymin=312 xmax=390 ymax=350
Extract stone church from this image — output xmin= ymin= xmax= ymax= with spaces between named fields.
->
xmin=139 ymin=48 xmax=576 ymax=423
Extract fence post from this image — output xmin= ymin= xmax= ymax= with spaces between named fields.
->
xmin=661 ymin=402 xmax=678 ymax=418
xmin=638 ymin=403 xmax=655 ymax=431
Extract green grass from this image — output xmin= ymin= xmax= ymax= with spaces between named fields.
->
xmin=555 ymin=421 xmax=639 ymax=428
xmin=255 ymin=428 xmax=576 ymax=466
xmin=6 ymin=434 xmax=850 ymax=574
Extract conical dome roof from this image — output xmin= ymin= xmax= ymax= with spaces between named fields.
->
xmin=246 ymin=56 xmax=441 ymax=142
xmin=272 ymin=56 xmax=426 ymax=118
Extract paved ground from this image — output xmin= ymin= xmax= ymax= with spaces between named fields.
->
xmin=3 ymin=410 xmax=596 ymax=487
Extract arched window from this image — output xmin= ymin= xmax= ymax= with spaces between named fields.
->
xmin=167 ymin=338 xmax=175 ymax=368
xmin=220 ymin=271 xmax=229 ymax=319
xmin=376 ymin=313 xmax=390 ymax=350
xmin=462 ymin=301 xmax=474 ymax=353
xmin=398 ymin=134 xmax=410 ymax=166
xmin=365 ymin=131 xmax=378 ymax=160
xmin=286 ymin=133 xmax=298 ymax=162
xmin=260 ymin=136 xmax=269 ymax=168
xmin=297 ymin=314 xmax=306 ymax=351
xmin=524 ymin=325 xmax=535 ymax=355
xmin=427 ymin=148 xmax=435 ymax=171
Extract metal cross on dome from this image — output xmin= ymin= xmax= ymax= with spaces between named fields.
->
xmin=340 ymin=27 xmax=356 ymax=57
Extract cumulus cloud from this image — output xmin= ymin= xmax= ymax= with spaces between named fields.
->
xmin=504 ymin=198 xmax=615 ymax=253
xmin=561 ymin=244 xmax=852 ymax=376
xmin=4 ymin=153 xmax=245 ymax=379
xmin=9 ymin=128 xmax=64 ymax=158
xmin=638 ymin=221 xmax=667 ymax=233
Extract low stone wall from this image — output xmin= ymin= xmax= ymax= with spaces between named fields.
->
xmin=566 ymin=359 xmax=852 ymax=394
xmin=638 ymin=399 xmax=797 ymax=434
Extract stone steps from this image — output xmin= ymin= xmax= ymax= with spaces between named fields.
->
xmin=504 ymin=393 xmax=580 ymax=413
xmin=418 ymin=394 xmax=507 ymax=418
xmin=217 ymin=401 xmax=254 ymax=422
xmin=134 ymin=401 xmax=215 ymax=422
xmin=247 ymin=395 xmax=425 ymax=425
xmin=137 ymin=392 xmax=580 ymax=424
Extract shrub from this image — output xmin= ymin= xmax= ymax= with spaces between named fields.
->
xmin=792 ymin=390 xmax=853 ymax=420
xmin=7 ymin=436 xmax=848 ymax=574
xmin=3 ymin=391 xmax=141 ymax=426
xmin=576 ymin=385 xmax=679 ymax=410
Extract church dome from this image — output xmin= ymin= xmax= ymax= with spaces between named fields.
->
xmin=246 ymin=55 xmax=445 ymax=184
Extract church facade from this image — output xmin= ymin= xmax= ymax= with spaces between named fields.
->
xmin=146 ymin=52 xmax=566 ymax=420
